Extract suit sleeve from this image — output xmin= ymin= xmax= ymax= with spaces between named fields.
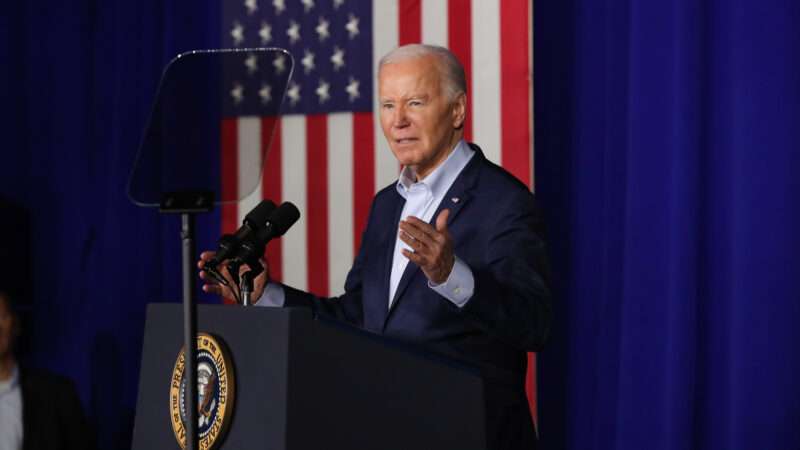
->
xmin=280 ymin=252 xmax=365 ymax=327
xmin=458 ymin=189 xmax=552 ymax=352
xmin=279 ymin=202 xmax=378 ymax=327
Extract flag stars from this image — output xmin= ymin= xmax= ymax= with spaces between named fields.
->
xmin=315 ymin=17 xmax=330 ymax=42
xmin=231 ymin=22 xmax=245 ymax=46
xmin=287 ymin=82 xmax=301 ymax=106
xmin=273 ymin=53 xmax=288 ymax=74
xmin=273 ymin=0 xmax=286 ymax=15
xmin=301 ymin=49 xmax=316 ymax=73
xmin=244 ymin=0 xmax=258 ymax=15
xmin=330 ymin=46 xmax=345 ymax=71
xmin=315 ymin=79 xmax=331 ymax=103
xmin=346 ymin=77 xmax=360 ymax=102
xmin=346 ymin=14 xmax=360 ymax=39
xmin=259 ymin=22 xmax=272 ymax=44
xmin=259 ymin=83 xmax=272 ymax=104
xmin=231 ymin=83 xmax=245 ymax=105
xmin=244 ymin=53 xmax=258 ymax=75
xmin=333 ymin=0 xmax=345 ymax=9
xmin=301 ymin=0 xmax=314 ymax=13
xmin=287 ymin=20 xmax=301 ymax=44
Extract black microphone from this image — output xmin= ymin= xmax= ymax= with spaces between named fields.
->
xmin=204 ymin=200 xmax=277 ymax=285
xmin=231 ymin=202 xmax=300 ymax=306
xmin=234 ymin=201 xmax=300 ymax=264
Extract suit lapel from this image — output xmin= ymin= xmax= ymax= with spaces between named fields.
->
xmin=373 ymin=193 xmax=406 ymax=330
xmin=383 ymin=145 xmax=484 ymax=329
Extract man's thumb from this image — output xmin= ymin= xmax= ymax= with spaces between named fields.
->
xmin=436 ymin=209 xmax=450 ymax=232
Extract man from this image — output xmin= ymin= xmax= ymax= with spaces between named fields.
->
xmin=0 ymin=292 xmax=94 ymax=450
xmin=199 ymin=44 xmax=551 ymax=449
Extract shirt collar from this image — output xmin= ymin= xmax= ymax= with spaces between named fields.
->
xmin=395 ymin=140 xmax=474 ymax=199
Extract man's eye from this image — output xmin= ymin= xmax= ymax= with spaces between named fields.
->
xmin=382 ymin=103 xmax=394 ymax=109
xmin=409 ymin=100 xmax=423 ymax=107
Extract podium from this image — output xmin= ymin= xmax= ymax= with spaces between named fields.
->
xmin=132 ymin=304 xmax=486 ymax=449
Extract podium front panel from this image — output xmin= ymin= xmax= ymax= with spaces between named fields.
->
xmin=133 ymin=304 xmax=486 ymax=450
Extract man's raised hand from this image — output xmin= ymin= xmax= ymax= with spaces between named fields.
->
xmin=398 ymin=209 xmax=455 ymax=285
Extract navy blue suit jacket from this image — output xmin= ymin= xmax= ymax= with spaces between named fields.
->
xmin=20 ymin=368 xmax=95 ymax=450
xmin=282 ymin=144 xmax=551 ymax=448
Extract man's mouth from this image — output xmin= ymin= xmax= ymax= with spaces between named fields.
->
xmin=395 ymin=138 xmax=418 ymax=144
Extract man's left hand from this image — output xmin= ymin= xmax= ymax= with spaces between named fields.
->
xmin=399 ymin=209 xmax=454 ymax=285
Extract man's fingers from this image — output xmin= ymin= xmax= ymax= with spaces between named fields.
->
xmin=403 ymin=216 xmax=438 ymax=239
xmin=201 ymin=283 xmax=225 ymax=296
xmin=399 ymin=230 xmax=421 ymax=253
xmin=435 ymin=209 xmax=450 ymax=233
xmin=198 ymin=251 xmax=218 ymax=269
xmin=402 ymin=248 xmax=426 ymax=265
xmin=399 ymin=219 xmax=437 ymax=246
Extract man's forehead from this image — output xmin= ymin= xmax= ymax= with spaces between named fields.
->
xmin=378 ymin=59 xmax=443 ymax=94
xmin=380 ymin=55 xmax=439 ymax=75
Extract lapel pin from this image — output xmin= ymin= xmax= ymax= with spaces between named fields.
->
xmin=451 ymin=197 xmax=460 ymax=203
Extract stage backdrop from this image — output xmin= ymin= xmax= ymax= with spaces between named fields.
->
xmin=3 ymin=0 xmax=799 ymax=450
xmin=534 ymin=0 xmax=800 ymax=449
xmin=0 ymin=1 xmax=223 ymax=448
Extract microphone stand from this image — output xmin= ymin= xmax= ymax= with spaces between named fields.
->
xmin=239 ymin=264 xmax=263 ymax=307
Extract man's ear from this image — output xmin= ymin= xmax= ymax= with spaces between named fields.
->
xmin=451 ymin=92 xmax=467 ymax=129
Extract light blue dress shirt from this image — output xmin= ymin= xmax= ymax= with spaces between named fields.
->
xmin=390 ymin=139 xmax=475 ymax=307
xmin=256 ymin=140 xmax=476 ymax=308
xmin=0 ymin=365 xmax=23 ymax=450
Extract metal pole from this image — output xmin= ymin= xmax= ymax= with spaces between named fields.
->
xmin=181 ymin=213 xmax=198 ymax=450
xmin=241 ymin=272 xmax=253 ymax=306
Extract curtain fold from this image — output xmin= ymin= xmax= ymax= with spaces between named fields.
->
xmin=535 ymin=0 xmax=800 ymax=449
xmin=1 ymin=2 xmax=221 ymax=449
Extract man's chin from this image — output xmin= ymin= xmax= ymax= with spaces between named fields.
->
xmin=391 ymin=150 xmax=419 ymax=166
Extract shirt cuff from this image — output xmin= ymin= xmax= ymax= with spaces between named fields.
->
xmin=254 ymin=282 xmax=286 ymax=307
xmin=428 ymin=256 xmax=475 ymax=307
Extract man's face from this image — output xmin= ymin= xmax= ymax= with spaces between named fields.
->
xmin=0 ymin=296 xmax=15 ymax=359
xmin=378 ymin=56 xmax=465 ymax=179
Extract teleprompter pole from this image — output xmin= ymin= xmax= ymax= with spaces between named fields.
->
xmin=181 ymin=213 xmax=198 ymax=450
xmin=160 ymin=191 xmax=213 ymax=450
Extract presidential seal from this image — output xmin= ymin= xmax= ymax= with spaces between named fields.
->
xmin=170 ymin=333 xmax=235 ymax=450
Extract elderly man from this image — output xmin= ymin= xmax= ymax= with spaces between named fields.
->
xmin=200 ymin=44 xmax=551 ymax=449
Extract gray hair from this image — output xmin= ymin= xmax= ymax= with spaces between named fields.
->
xmin=378 ymin=44 xmax=467 ymax=99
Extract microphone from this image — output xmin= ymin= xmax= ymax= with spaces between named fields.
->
xmin=233 ymin=202 xmax=300 ymax=306
xmin=234 ymin=202 xmax=300 ymax=265
xmin=204 ymin=200 xmax=277 ymax=285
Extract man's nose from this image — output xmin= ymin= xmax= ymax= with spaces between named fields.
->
xmin=393 ymin=105 xmax=410 ymax=128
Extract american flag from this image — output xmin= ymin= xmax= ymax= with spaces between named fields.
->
xmin=220 ymin=0 xmax=536 ymax=423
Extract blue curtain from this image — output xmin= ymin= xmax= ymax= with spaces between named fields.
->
xmin=535 ymin=0 xmax=800 ymax=449
xmin=0 ymin=1 xmax=220 ymax=448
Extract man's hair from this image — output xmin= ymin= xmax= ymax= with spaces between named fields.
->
xmin=378 ymin=44 xmax=467 ymax=100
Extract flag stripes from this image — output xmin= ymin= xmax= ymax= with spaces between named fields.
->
xmin=328 ymin=113 xmax=355 ymax=297
xmin=501 ymin=0 xmax=533 ymax=186
xmin=447 ymin=0 xmax=472 ymax=141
